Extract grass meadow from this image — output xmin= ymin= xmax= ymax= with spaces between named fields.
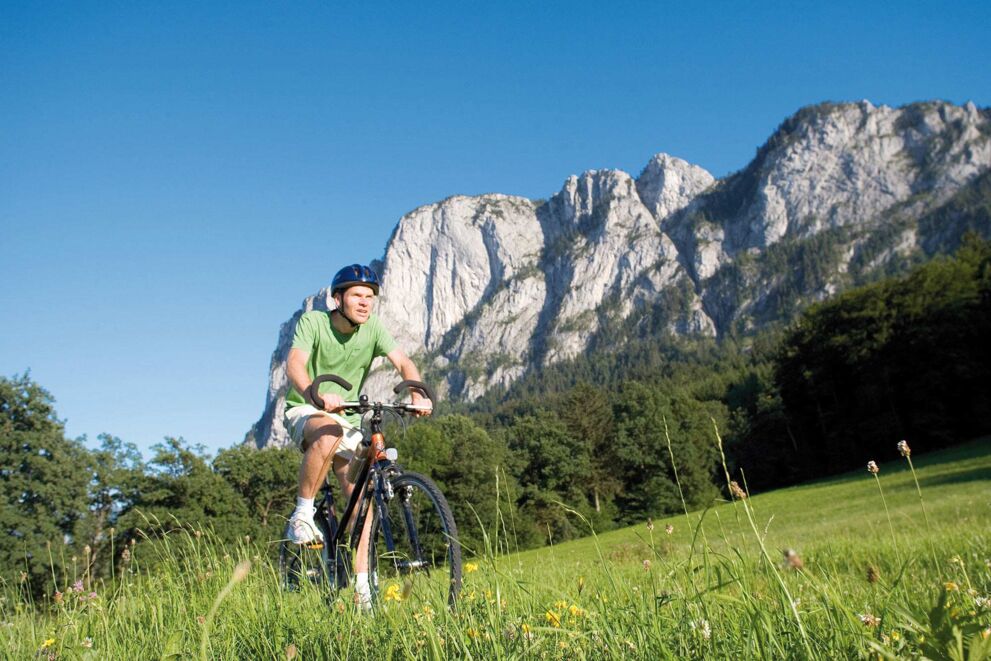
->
xmin=2 ymin=437 xmax=990 ymax=659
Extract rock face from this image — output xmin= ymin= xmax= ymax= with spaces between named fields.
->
xmin=246 ymin=100 xmax=991 ymax=448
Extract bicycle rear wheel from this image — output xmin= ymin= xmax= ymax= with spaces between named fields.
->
xmin=368 ymin=471 xmax=462 ymax=609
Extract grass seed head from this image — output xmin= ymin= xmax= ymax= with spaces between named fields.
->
xmin=665 ymin=524 xmax=674 ymax=535
xmin=867 ymin=460 xmax=879 ymax=474
xmin=859 ymin=613 xmax=881 ymax=628
xmin=729 ymin=481 xmax=747 ymax=500
xmin=866 ymin=565 xmax=880 ymax=583
xmin=782 ymin=549 xmax=804 ymax=570
xmin=897 ymin=440 xmax=911 ymax=457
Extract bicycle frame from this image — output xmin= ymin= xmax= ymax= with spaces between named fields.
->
xmin=314 ymin=398 xmax=408 ymax=588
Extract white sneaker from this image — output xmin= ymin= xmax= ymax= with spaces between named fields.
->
xmin=287 ymin=508 xmax=324 ymax=545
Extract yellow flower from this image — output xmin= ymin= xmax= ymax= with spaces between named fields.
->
xmin=520 ymin=623 xmax=531 ymax=634
xmin=464 ymin=562 xmax=478 ymax=573
xmin=891 ymin=630 xmax=900 ymax=641
xmin=41 ymin=639 xmax=55 ymax=649
xmin=467 ymin=628 xmax=479 ymax=639
xmin=945 ymin=581 xmax=960 ymax=592
xmin=568 ymin=604 xmax=586 ymax=618
xmin=545 ymin=610 xmax=561 ymax=627
xmin=384 ymin=584 xmax=403 ymax=602
xmin=554 ymin=599 xmax=569 ymax=610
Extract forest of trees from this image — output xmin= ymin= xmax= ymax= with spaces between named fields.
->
xmin=3 ymin=236 xmax=989 ymax=598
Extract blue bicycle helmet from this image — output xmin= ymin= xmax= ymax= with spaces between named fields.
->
xmin=331 ymin=264 xmax=381 ymax=296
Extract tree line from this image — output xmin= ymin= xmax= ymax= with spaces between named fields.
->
xmin=3 ymin=235 xmax=988 ymax=598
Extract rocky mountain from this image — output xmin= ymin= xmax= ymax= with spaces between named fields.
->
xmin=247 ymin=100 xmax=991 ymax=448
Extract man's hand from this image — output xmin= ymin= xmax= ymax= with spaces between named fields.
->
xmin=410 ymin=391 xmax=433 ymax=417
xmin=316 ymin=391 xmax=345 ymax=413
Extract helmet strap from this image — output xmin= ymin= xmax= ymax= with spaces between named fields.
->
xmin=332 ymin=292 xmax=359 ymax=331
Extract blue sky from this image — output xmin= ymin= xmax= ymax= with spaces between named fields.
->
xmin=2 ymin=1 xmax=989 ymax=456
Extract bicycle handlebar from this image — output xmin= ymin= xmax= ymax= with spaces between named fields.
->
xmin=307 ymin=373 xmax=436 ymax=414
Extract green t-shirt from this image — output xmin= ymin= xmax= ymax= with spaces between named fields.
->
xmin=285 ymin=310 xmax=398 ymax=426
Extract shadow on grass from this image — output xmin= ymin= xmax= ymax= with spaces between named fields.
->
xmin=917 ymin=465 xmax=991 ymax=488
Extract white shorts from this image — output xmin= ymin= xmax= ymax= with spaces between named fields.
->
xmin=284 ymin=404 xmax=363 ymax=460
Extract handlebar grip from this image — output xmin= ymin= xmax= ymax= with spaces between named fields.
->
xmin=308 ymin=374 xmax=354 ymax=410
xmin=393 ymin=379 xmax=436 ymax=405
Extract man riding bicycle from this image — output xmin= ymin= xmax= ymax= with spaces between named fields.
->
xmin=283 ymin=263 xmax=431 ymax=608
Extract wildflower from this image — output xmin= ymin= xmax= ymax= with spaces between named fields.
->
xmin=782 ymin=549 xmax=804 ymax=570
xmin=41 ymin=638 xmax=56 ymax=649
xmin=82 ymin=637 xmax=93 ymax=649
xmin=975 ymin=596 xmax=990 ymax=609
xmin=568 ymin=604 xmax=586 ymax=618
xmin=643 ymin=559 xmax=651 ymax=572
xmin=545 ymin=610 xmax=561 ymax=627
xmin=867 ymin=460 xmax=879 ymax=474
xmin=866 ymin=565 xmax=880 ymax=584
xmin=464 ymin=562 xmax=478 ymax=573
xmin=646 ymin=518 xmax=654 ymax=531
xmin=467 ymin=628 xmax=479 ymax=639
xmin=121 ymin=548 xmax=131 ymax=564
xmin=384 ymin=584 xmax=403 ymax=602
xmin=53 ymin=591 xmax=63 ymax=604
xmin=859 ymin=613 xmax=881 ymax=628
xmin=690 ymin=619 xmax=711 ymax=640
xmin=558 ymin=641 xmax=569 ymax=649
xmin=945 ymin=581 xmax=959 ymax=592
xmin=891 ymin=630 xmax=900 ymax=641
xmin=897 ymin=440 xmax=911 ymax=457
xmin=72 ymin=580 xmax=84 ymax=593
xmin=87 ymin=591 xmax=97 ymax=601
xmin=665 ymin=524 xmax=674 ymax=535
xmin=729 ymin=481 xmax=747 ymax=500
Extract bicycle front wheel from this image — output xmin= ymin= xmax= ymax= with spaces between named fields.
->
xmin=368 ymin=471 xmax=462 ymax=609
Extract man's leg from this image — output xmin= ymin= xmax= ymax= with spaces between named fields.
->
xmin=288 ymin=415 xmax=344 ymax=544
xmin=333 ymin=457 xmax=375 ymax=609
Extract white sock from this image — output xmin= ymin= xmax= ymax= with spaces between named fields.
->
xmin=295 ymin=497 xmax=315 ymax=514
xmin=355 ymin=572 xmax=372 ymax=610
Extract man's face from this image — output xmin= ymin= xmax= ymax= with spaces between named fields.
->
xmin=336 ymin=284 xmax=376 ymax=324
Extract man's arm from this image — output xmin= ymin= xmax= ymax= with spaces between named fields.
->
xmin=386 ymin=347 xmax=432 ymax=415
xmin=288 ymin=347 xmax=343 ymax=412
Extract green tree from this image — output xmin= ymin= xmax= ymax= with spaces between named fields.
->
xmin=115 ymin=438 xmax=253 ymax=551
xmin=213 ymin=444 xmax=299 ymax=543
xmin=396 ymin=415 xmax=516 ymax=555
xmin=505 ymin=409 xmax=593 ymax=544
xmin=0 ymin=374 xmax=92 ymax=597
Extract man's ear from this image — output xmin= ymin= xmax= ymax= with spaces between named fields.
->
xmin=332 ymin=291 xmax=342 ymax=309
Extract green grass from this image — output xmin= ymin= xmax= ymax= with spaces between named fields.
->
xmin=3 ymin=438 xmax=990 ymax=659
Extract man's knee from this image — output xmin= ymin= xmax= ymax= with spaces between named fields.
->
xmin=303 ymin=426 xmax=343 ymax=457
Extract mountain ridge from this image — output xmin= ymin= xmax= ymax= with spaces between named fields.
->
xmin=247 ymin=99 xmax=991 ymax=448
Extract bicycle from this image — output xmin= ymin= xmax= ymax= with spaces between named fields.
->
xmin=278 ymin=374 xmax=462 ymax=609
